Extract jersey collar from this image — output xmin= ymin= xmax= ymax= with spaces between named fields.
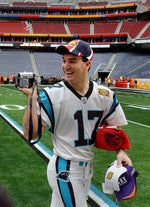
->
xmin=64 ymin=80 xmax=93 ymax=101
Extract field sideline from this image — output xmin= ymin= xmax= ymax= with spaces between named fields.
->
xmin=0 ymin=84 xmax=150 ymax=207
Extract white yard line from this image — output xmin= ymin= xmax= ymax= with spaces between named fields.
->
xmin=127 ymin=105 xmax=150 ymax=110
xmin=127 ymin=120 xmax=150 ymax=128
xmin=120 ymin=102 xmax=150 ymax=110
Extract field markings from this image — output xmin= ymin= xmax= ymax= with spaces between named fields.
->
xmin=127 ymin=120 xmax=150 ymax=128
xmin=120 ymin=101 xmax=150 ymax=128
xmin=120 ymin=102 xmax=150 ymax=110
xmin=0 ymin=86 xmax=22 ymax=93
xmin=127 ymin=105 xmax=150 ymax=110
xmin=0 ymin=109 xmax=118 ymax=207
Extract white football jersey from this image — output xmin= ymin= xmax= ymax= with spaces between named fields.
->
xmin=37 ymin=81 xmax=127 ymax=162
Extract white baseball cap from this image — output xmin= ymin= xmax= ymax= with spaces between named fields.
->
xmin=102 ymin=160 xmax=138 ymax=202
xmin=102 ymin=160 xmax=127 ymax=194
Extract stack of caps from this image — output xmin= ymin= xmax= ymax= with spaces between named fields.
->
xmin=102 ymin=160 xmax=138 ymax=202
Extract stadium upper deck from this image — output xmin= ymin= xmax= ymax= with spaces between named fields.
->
xmin=0 ymin=0 xmax=149 ymax=7
xmin=0 ymin=0 xmax=149 ymax=50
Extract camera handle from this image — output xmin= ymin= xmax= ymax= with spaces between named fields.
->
xmin=29 ymin=82 xmax=42 ymax=145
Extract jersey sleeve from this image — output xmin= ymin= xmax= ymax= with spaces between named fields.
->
xmin=102 ymin=91 xmax=127 ymax=126
xmin=37 ymin=89 xmax=54 ymax=132
xmin=106 ymin=103 xmax=128 ymax=126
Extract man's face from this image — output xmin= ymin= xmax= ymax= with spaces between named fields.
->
xmin=62 ymin=54 xmax=91 ymax=85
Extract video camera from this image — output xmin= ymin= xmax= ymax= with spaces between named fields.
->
xmin=16 ymin=72 xmax=35 ymax=88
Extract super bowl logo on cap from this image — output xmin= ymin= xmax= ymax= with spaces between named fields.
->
xmin=106 ymin=172 xmax=114 ymax=180
xmin=68 ymin=40 xmax=78 ymax=48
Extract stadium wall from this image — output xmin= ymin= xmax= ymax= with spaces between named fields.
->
xmin=110 ymin=78 xmax=150 ymax=89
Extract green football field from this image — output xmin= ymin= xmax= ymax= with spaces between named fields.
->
xmin=0 ymin=84 xmax=150 ymax=207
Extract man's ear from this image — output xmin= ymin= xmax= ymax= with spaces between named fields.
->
xmin=86 ymin=61 xmax=91 ymax=71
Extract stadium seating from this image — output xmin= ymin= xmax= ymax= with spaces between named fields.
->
xmin=94 ymin=22 xmax=119 ymax=34
xmin=109 ymin=52 xmax=150 ymax=78
xmin=0 ymin=50 xmax=33 ymax=76
xmin=140 ymin=25 xmax=150 ymax=38
xmin=127 ymin=62 xmax=150 ymax=78
xmin=0 ymin=50 xmax=149 ymax=80
xmin=119 ymin=20 xmax=148 ymax=38
xmin=67 ymin=22 xmax=90 ymax=34
xmin=89 ymin=52 xmax=112 ymax=77
xmin=0 ymin=21 xmax=29 ymax=33
xmin=143 ymin=0 xmax=150 ymax=7
xmin=32 ymin=22 xmax=66 ymax=34
xmin=33 ymin=51 xmax=113 ymax=78
xmin=0 ymin=1 xmax=149 ymax=81
xmin=33 ymin=52 xmax=64 ymax=77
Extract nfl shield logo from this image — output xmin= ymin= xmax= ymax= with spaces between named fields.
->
xmin=81 ymin=97 xmax=87 ymax=104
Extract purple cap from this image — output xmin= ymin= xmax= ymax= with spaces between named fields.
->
xmin=56 ymin=39 xmax=93 ymax=61
xmin=115 ymin=165 xmax=138 ymax=202
xmin=102 ymin=160 xmax=138 ymax=203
